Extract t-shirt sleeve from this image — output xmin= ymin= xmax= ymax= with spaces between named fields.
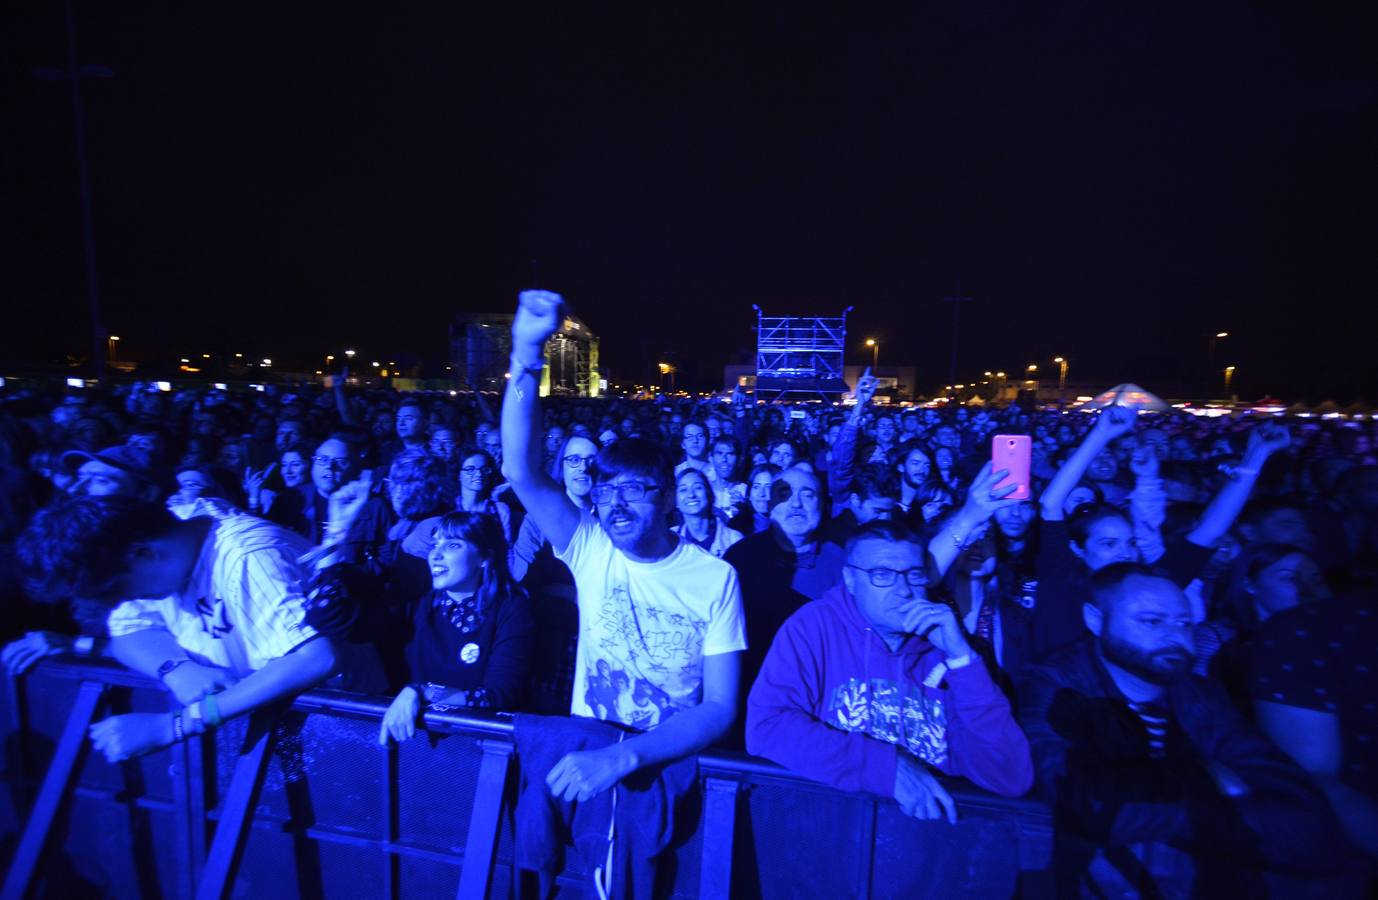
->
xmin=703 ymin=564 xmax=748 ymax=655
xmin=107 ymin=598 xmax=175 ymax=637
xmin=227 ymin=546 xmax=320 ymax=670
xmin=553 ymin=510 xmax=607 ymax=577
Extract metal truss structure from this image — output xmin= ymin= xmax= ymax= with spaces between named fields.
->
xmin=753 ymin=304 xmax=853 ymax=402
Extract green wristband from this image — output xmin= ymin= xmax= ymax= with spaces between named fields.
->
xmin=203 ymin=692 xmax=223 ymax=728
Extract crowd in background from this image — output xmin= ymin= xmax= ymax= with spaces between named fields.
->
xmin=1 ymin=326 xmax=1376 ymax=893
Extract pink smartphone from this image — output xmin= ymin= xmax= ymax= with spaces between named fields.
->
xmin=991 ymin=434 xmax=1032 ymax=501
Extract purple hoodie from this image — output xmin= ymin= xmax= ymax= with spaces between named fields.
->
xmin=746 ymin=583 xmax=1033 ymax=799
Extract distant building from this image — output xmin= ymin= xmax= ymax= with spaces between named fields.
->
xmin=451 ymin=313 xmax=601 ymax=397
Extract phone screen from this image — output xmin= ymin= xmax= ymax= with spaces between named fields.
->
xmin=991 ymin=435 xmax=1032 ymax=501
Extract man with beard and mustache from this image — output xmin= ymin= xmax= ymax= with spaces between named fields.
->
xmin=1016 ymin=563 xmax=1344 ymax=896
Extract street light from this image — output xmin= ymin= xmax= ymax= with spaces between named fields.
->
xmin=865 ymin=338 xmax=879 ymax=369
xmin=1053 ymin=357 xmax=1068 ymax=403
xmin=107 ymin=334 xmax=119 ymax=363
xmin=1224 ymin=365 xmax=1236 ymax=399
xmin=345 ymin=349 xmax=356 ymax=358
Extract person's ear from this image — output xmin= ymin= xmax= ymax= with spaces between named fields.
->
xmin=1069 ymin=539 xmax=1086 ymax=562
xmin=1083 ymin=601 xmax=1104 ymax=636
xmin=842 ymin=564 xmax=858 ymax=596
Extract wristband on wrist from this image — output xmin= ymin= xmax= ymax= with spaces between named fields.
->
xmin=945 ymin=653 xmax=973 ymax=670
xmin=509 ymin=354 xmax=544 ymax=378
xmin=171 ymin=711 xmax=185 ymax=743
xmin=203 ymin=692 xmax=223 ymax=728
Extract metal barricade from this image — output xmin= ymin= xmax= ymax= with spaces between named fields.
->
xmin=0 ymin=658 xmax=1052 ymax=898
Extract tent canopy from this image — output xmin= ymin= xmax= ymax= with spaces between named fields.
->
xmin=1077 ymin=383 xmax=1169 ymax=412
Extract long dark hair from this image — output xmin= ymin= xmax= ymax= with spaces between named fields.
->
xmin=430 ymin=510 xmax=519 ymax=613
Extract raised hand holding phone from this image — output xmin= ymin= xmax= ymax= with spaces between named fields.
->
xmin=990 ymin=435 xmax=1032 ymax=501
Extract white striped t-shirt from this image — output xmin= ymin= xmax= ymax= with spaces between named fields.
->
xmin=107 ymin=501 xmax=320 ymax=676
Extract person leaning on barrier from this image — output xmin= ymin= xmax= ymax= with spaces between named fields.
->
xmin=15 ymin=493 xmax=343 ymax=762
xmin=377 ymin=510 xmax=534 ymax=744
xmin=746 ymin=519 xmax=1035 ymax=822
xmin=501 ymin=289 xmax=746 ymax=800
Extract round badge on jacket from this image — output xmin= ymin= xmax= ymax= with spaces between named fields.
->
xmin=460 ymin=642 xmax=480 ymax=664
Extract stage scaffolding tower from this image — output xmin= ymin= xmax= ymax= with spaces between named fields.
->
xmin=752 ymin=305 xmax=853 ymax=402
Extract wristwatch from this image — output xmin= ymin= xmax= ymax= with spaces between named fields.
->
xmin=157 ymin=657 xmax=192 ymax=681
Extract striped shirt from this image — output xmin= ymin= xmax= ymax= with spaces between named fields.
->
xmin=1127 ymin=700 xmax=1171 ymax=758
xmin=108 ymin=500 xmax=319 ymax=676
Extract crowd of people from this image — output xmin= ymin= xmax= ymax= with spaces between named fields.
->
xmin=1 ymin=289 xmax=1376 ymax=894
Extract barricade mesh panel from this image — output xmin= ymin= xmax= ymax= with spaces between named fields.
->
xmin=287 ymin=713 xmax=387 ymax=836
xmin=397 ymin=732 xmax=482 ymax=851
xmin=740 ymin=781 xmax=870 ymax=899
xmin=399 ymin=853 xmax=460 ymax=895
xmin=871 ymin=802 xmax=1020 ymax=897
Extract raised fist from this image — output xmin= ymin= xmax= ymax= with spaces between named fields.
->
xmin=513 ymin=290 xmax=565 ymax=351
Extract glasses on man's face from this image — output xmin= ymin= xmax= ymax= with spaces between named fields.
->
xmin=591 ymin=482 xmax=659 ymax=504
xmin=846 ymin=564 xmax=929 ymax=588
xmin=460 ymin=465 xmax=491 ymax=476
xmin=312 ymin=456 xmax=351 ymax=471
xmin=563 ymin=454 xmax=597 ymax=469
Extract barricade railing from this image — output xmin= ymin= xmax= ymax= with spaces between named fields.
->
xmin=0 ymin=658 xmax=1053 ymax=898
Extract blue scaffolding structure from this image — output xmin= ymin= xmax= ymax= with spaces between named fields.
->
xmin=752 ymin=304 xmax=854 ymax=402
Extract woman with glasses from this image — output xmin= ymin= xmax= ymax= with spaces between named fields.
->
xmin=378 ymin=511 xmax=535 ymax=744
xmin=456 ymin=448 xmax=512 ymax=544
xmin=672 ymin=468 xmax=743 ymax=559
xmin=509 ymin=434 xmax=598 ymax=713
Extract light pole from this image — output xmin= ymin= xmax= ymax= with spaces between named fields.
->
xmin=1207 ymin=332 xmax=1228 ymax=399
xmin=33 ymin=3 xmax=114 ymax=381
xmin=107 ymin=334 xmax=119 ymax=364
xmin=658 ymin=362 xmax=676 ymax=392
xmin=1224 ymin=366 xmax=1236 ymax=400
xmin=1053 ymin=357 xmax=1068 ymax=404
xmin=865 ymin=338 xmax=879 ymax=369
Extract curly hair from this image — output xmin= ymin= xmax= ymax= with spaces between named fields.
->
xmin=388 ymin=448 xmax=456 ymax=519
xmin=17 ymin=495 xmax=177 ymax=602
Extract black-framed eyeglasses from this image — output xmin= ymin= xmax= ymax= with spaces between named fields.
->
xmin=312 ymin=456 xmax=351 ymax=471
xmin=846 ymin=564 xmax=929 ymax=588
xmin=563 ymin=454 xmax=597 ymax=469
xmin=591 ymin=482 xmax=660 ymax=504
xmin=459 ymin=465 xmax=491 ymax=475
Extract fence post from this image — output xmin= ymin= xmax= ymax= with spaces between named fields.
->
xmin=699 ymin=776 xmax=741 ymax=900
xmin=194 ymin=717 xmax=276 ymax=900
xmin=1 ymin=680 xmax=106 ymax=900
xmin=456 ymin=738 xmax=513 ymax=900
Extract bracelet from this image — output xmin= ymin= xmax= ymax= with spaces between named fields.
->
xmin=509 ymin=355 xmax=543 ymax=379
xmin=171 ymin=711 xmax=185 ymax=743
xmin=203 ymin=692 xmax=223 ymax=728
xmin=187 ymin=700 xmax=205 ymax=729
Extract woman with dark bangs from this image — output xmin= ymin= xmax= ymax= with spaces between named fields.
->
xmin=379 ymin=511 xmax=534 ymax=744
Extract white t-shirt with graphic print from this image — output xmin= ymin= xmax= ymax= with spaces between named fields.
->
xmin=556 ymin=511 xmax=747 ymax=730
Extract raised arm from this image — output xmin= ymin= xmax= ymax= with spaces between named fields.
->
xmin=500 ymin=291 xmax=581 ymax=554
xmin=928 ymin=461 xmax=1019 ymax=579
xmin=829 ymin=368 xmax=876 ymax=501
xmin=1184 ymin=424 xmax=1289 ymax=549
xmin=1040 ymin=406 xmax=1135 ymax=522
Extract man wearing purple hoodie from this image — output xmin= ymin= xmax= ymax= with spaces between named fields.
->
xmin=746 ymin=519 xmax=1033 ymax=820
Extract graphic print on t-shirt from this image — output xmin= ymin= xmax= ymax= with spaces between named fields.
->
xmin=828 ymin=677 xmax=948 ymax=767
xmin=583 ymin=582 xmax=708 ymax=728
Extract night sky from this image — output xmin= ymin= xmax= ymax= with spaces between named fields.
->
xmin=5 ymin=3 xmax=1376 ymax=400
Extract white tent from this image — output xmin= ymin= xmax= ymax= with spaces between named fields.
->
xmin=1077 ymin=383 xmax=1169 ymax=412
